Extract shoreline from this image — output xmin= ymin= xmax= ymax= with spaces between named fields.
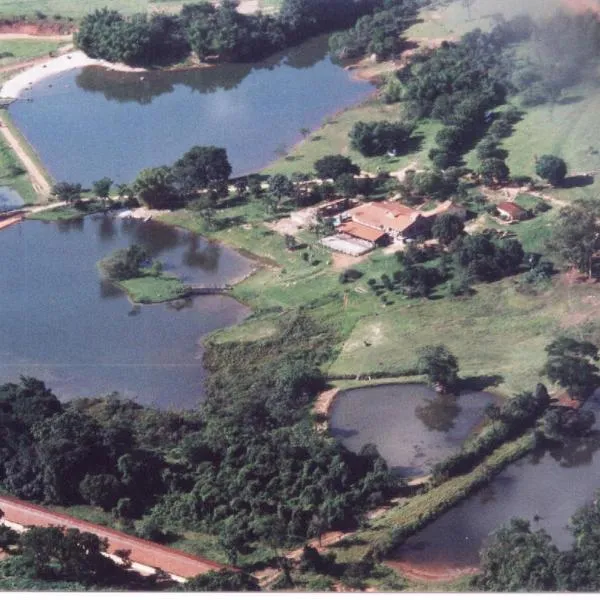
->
xmin=0 ymin=50 xmax=146 ymax=100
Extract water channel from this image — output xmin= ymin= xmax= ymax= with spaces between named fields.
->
xmin=0 ymin=215 xmax=254 ymax=408
xmin=9 ymin=36 xmax=374 ymax=186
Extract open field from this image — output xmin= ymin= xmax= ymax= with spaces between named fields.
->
xmin=329 ymin=273 xmax=600 ymax=397
xmin=0 ymin=38 xmax=62 ymax=67
xmin=0 ymin=0 xmax=281 ymax=18
xmin=406 ymin=0 xmax=565 ymax=40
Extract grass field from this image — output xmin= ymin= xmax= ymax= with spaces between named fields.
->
xmin=0 ymin=136 xmax=36 ymax=203
xmin=119 ymin=271 xmax=189 ymax=304
xmin=263 ymin=97 xmax=442 ymax=177
xmin=0 ymin=39 xmax=63 ymax=67
xmin=0 ymin=0 xmax=281 ymax=18
xmin=406 ymin=0 xmax=565 ymax=40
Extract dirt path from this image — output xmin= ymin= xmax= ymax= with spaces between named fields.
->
xmin=0 ymin=495 xmax=229 ymax=580
xmin=0 ymin=33 xmax=71 ymax=41
xmin=385 ymin=560 xmax=479 ymax=583
xmin=0 ymin=119 xmax=51 ymax=197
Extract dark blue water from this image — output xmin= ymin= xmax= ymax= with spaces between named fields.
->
xmin=0 ymin=187 xmax=24 ymax=211
xmin=9 ymin=36 xmax=374 ymax=186
xmin=0 ymin=216 xmax=253 ymax=408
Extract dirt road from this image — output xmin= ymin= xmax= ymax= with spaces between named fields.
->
xmin=0 ymin=120 xmax=51 ymax=197
xmin=0 ymin=495 xmax=229 ymax=580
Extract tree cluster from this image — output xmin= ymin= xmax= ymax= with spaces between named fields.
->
xmin=329 ymin=0 xmax=419 ymax=61
xmin=77 ymin=0 xmax=386 ymax=67
xmin=475 ymin=491 xmax=600 ymax=592
xmin=349 ymin=119 xmax=414 ymax=157
xmin=398 ymin=23 xmax=527 ymax=168
xmin=132 ymin=145 xmax=232 ymax=210
xmin=98 ymin=244 xmax=148 ymax=281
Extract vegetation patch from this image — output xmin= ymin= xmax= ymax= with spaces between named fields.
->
xmin=118 ymin=271 xmax=189 ymax=304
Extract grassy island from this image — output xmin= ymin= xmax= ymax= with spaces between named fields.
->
xmin=117 ymin=270 xmax=190 ymax=304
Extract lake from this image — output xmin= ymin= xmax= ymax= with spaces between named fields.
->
xmin=330 ymin=384 xmax=498 ymax=477
xmin=9 ymin=36 xmax=374 ymax=186
xmin=0 ymin=215 xmax=254 ymax=408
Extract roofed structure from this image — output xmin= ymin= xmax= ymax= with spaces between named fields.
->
xmin=497 ymin=201 xmax=528 ymax=222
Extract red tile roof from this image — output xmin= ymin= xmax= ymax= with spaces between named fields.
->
xmin=497 ymin=201 xmax=527 ymax=219
xmin=346 ymin=201 xmax=420 ymax=233
xmin=338 ymin=221 xmax=387 ymax=242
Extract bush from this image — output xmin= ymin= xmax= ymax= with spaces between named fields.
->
xmin=339 ymin=268 xmax=363 ymax=284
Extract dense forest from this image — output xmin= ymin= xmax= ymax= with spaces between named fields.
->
xmin=75 ymin=0 xmax=415 ymax=66
xmin=0 ymin=313 xmax=395 ymax=563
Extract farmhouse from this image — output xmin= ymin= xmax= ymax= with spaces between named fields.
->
xmin=497 ymin=201 xmax=528 ymax=223
xmin=344 ymin=201 xmax=428 ymax=241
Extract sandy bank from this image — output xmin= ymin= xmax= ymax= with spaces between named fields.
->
xmin=1 ymin=50 xmax=145 ymax=99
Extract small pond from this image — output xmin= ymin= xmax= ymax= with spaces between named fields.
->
xmin=330 ymin=383 xmax=498 ymax=477
xmin=390 ymin=397 xmax=600 ymax=572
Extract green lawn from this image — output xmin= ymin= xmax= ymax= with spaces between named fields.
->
xmin=502 ymin=81 xmax=600 ymax=204
xmin=0 ymin=39 xmax=63 ymax=67
xmin=0 ymin=136 xmax=36 ymax=203
xmin=119 ymin=272 xmax=189 ymax=304
xmin=0 ymin=0 xmax=280 ymax=18
xmin=263 ymin=99 xmax=441 ymax=177
xmin=405 ymin=0 xmax=564 ymax=40
xmin=329 ymin=275 xmax=588 ymax=397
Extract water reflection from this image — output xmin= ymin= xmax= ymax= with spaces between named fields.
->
xmin=182 ymin=238 xmax=221 ymax=272
xmin=392 ymin=430 xmax=600 ymax=570
xmin=75 ymin=35 xmax=329 ymax=104
xmin=330 ymin=384 xmax=496 ymax=476
xmin=10 ymin=35 xmax=373 ymax=185
xmin=415 ymin=395 xmax=462 ymax=432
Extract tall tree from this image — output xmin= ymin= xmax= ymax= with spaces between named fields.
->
xmin=171 ymin=146 xmax=232 ymax=197
xmin=548 ymin=200 xmax=600 ymax=277
xmin=133 ymin=166 xmax=181 ymax=209
xmin=541 ymin=336 xmax=599 ymax=400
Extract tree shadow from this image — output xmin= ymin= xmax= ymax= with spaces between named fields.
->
xmin=556 ymin=95 xmax=585 ymax=105
xmin=461 ymin=374 xmax=505 ymax=391
xmin=330 ymin=426 xmax=359 ymax=439
xmin=561 ymin=174 xmax=595 ymax=189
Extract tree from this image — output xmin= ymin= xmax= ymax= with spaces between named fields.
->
xmin=541 ymin=336 xmax=600 ymax=400
xmin=549 ymin=200 xmax=600 ymax=277
xmin=99 ymin=244 xmax=148 ymax=281
xmin=417 ymin=345 xmax=459 ymax=392
xmin=478 ymin=158 xmax=510 ymax=185
xmin=334 ymin=173 xmax=359 ymax=197
xmin=171 ymin=145 xmax=232 ymax=197
xmin=536 ymin=155 xmax=567 ymax=186
xmin=91 ymin=177 xmax=113 ymax=199
xmin=313 ymin=154 xmax=360 ymax=180
xmin=475 ymin=518 xmax=561 ymax=591
xmin=19 ymin=527 xmax=120 ymax=585
xmin=51 ymin=182 xmax=82 ymax=203
xmin=184 ymin=569 xmax=260 ymax=591
xmin=133 ymin=166 xmax=181 ymax=209
xmin=269 ymin=174 xmax=294 ymax=202
xmin=0 ymin=525 xmax=19 ymax=552
xmin=79 ymin=474 xmax=124 ymax=511
xmin=349 ymin=120 xmax=414 ymax=157
xmin=432 ymin=213 xmax=464 ymax=245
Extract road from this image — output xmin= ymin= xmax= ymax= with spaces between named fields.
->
xmin=0 ymin=119 xmax=51 ymax=197
xmin=0 ymin=495 xmax=229 ymax=580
